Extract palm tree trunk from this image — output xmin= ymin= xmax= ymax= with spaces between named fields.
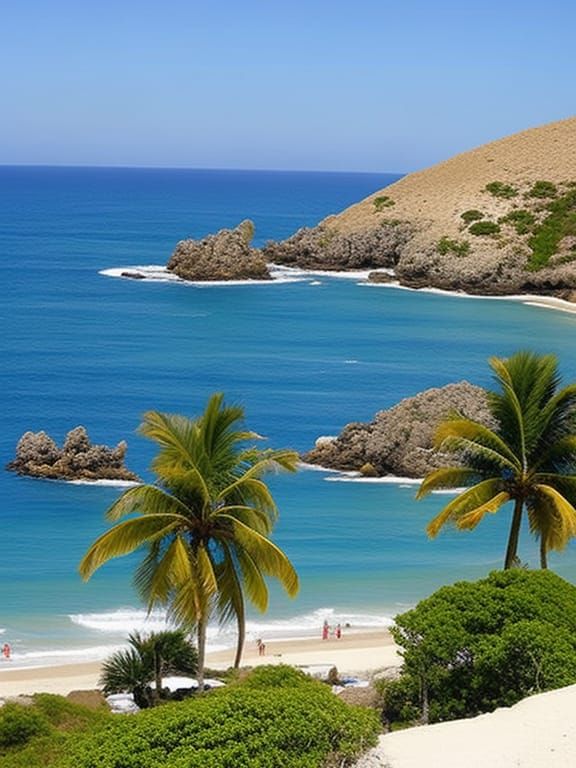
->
xmin=504 ymin=498 xmax=523 ymax=569
xmin=540 ymin=536 xmax=548 ymax=569
xmin=233 ymin=603 xmax=246 ymax=669
xmin=196 ymin=616 xmax=206 ymax=692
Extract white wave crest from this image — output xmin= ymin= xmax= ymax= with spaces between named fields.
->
xmin=67 ymin=479 xmax=141 ymax=488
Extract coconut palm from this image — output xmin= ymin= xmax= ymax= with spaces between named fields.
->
xmin=80 ymin=393 xmax=299 ymax=689
xmin=100 ymin=629 xmax=197 ymax=707
xmin=417 ymin=351 xmax=576 ymax=569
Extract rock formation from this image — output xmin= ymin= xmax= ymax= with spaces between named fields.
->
xmin=264 ymin=117 xmax=576 ymax=298
xmin=302 ymin=381 xmax=494 ymax=478
xmin=262 ymin=220 xmax=413 ymax=271
xmin=167 ymin=219 xmax=271 ymax=281
xmin=7 ymin=426 xmax=139 ymax=482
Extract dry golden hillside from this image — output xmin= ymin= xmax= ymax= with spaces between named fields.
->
xmin=330 ymin=116 xmax=576 ymax=240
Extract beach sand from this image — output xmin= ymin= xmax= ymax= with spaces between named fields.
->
xmin=0 ymin=629 xmax=400 ymax=697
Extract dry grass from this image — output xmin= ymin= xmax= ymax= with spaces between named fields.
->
xmin=328 ymin=116 xmax=576 ymax=244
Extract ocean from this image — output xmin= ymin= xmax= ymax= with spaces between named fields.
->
xmin=2 ymin=165 xmax=576 ymax=668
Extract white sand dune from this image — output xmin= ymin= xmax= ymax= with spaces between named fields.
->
xmin=356 ymin=684 xmax=576 ymax=768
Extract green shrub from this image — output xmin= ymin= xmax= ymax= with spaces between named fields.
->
xmin=460 ymin=209 xmax=484 ymax=224
xmin=55 ymin=667 xmax=380 ymax=768
xmin=498 ymin=209 xmax=536 ymax=234
xmin=468 ymin=220 xmax=501 ymax=236
xmin=0 ymin=703 xmax=50 ymax=748
xmin=485 ymin=181 xmax=517 ymax=198
xmin=373 ymin=195 xmax=395 ymax=211
xmin=436 ymin=237 xmax=470 ymax=256
xmin=387 ymin=570 xmax=576 ymax=725
xmin=528 ymin=188 xmax=576 ymax=268
xmin=528 ymin=180 xmax=557 ymax=198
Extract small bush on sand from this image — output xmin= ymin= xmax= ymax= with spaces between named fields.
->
xmin=485 ymin=181 xmax=517 ymax=199
xmin=527 ymin=180 xmax=557 ymax=198
xmin=468 ymin=220 xmax=501 ymax=236
xmin=460 ymin=209 xmax=484 ymax=224
xmin=373 ymin=195 xmax=395 ymax=211
xmin=498 ymin=209 xmax=536 ymax=234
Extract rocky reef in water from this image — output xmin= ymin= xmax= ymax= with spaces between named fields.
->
xmin=167 ymin=219 xmax=271 ymax=281
xmin=7 ymin=426 xmax=139 ymax=482
xmin=302 ymin=381 xmax=493 ymax=478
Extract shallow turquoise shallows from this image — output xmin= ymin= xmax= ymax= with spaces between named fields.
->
xmin=2 ymin=166 xmax=576 ymax=666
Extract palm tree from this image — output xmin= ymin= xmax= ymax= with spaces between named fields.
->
xmin=100 ymin=629 xmax=197 ymax=707
xmin=417 ymin=351 xmax=576 ymax=569
xmin=80 ymin=393 xmax=299 ymax=689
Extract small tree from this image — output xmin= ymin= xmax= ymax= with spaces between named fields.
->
xmin=100 ymin=629 xmax=197 ymax=707
xmin=386 ymin=570 xmax=576 ymax=725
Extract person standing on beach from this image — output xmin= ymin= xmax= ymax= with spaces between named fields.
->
xmin=2 ymin=643 xmax=11 ymax=660
xmin=256 ymin=638 xmax=266 ymax=656
xmin=335 ymin=624 xmax=342 ymax=640
xmin=322 ymin=620 xmax=329 ymax=640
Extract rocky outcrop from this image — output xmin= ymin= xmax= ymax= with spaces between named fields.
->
xmin=7 ymin=427 xmax=139 ymax=482
xmin=262 ymin=220 xmax=413 ymax=271
xmin=167 ymin=220 xmax=271 ymax=281
xmin=302 ymin=382 xmax=494 ymax=478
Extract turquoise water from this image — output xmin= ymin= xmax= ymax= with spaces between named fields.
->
xmin=2 ymin=166 xmax=576 ymax=667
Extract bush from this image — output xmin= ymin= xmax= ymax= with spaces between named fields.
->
xmin=528 ymin=188 xmax=576 ymax=269
xmin=528 ymin=180 xmax=557 ymax=198
xmin=55 ymin=666 xmax=380 ymax=768
xmin=373 ymin=195 xmax=395 ymax=211
xmin=436 ymin=237 xmax=470 ymax=256
xmin=498 ymin=209 xmax=536 ymax=235
xmin=0 ymin=703 xmax=50 ymax=748
xmin=485 ymin=181 xmax=517 ymax=199
xmin=460 ymin=209 xmax=484 ymax=224
xmin=387 ymin=570 xmax=576 ymax=725
xmin=468 ymin=220 xmax=501 ymax=236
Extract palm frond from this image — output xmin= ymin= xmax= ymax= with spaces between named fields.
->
xmin=416 ymin=467 xmax=482 ymax=499
xmin=79 ymin=514 xmax=184 ymax=580
xmin=105 ymin=485 xmax=191 ymax=522
xmin=426 ymin=478 xmax=508 ymax=538
xmin=219 ymin=515 xmax=299 ymax=596
xmin=434 ymin=419 xmax=520 ymax=469
xmin=457 ymin=491 xmax=511 ymax=530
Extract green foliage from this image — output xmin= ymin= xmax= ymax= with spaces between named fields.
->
xmin=485 ymin=181 xmax=518 ymax=199
xmin=54 ymin=667 xmax=380 ymax=768
xmin=386 ymin=570 xmax=576 ymax=724
xmin=468 ymin=220 xmax=501 ymax=236
xmin=498 ymin=209 xmax=536 ymax=234
xmin=460 ymin=209 xmax=484 ymax=224
xmin=527 ymin=180 xmax=557 ymax=198
xmin=373 ymin=195 xmax=395 ymax=211
xmin=0 ymin=703 xmax=50 ymax=748
xmin=100 ymin=630 xmax=198 ymax=707
xmin=436 ymin=236 xmax=470 ymax=256
xmin=528 ymin=188 xmax=576 ymax=269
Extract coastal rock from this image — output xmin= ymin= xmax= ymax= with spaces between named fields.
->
xmin=302 ymin=382 xmax=493 ymax=478
xmin=167 ymin=219 xmax=271 ymax=281
xmin=7 ymin=427 xmax=139 ymax=482
xmin=262 ymin=221 xmax=413 ymax=271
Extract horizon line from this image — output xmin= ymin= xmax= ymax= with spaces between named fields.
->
xmin=0 ymin=161 xmax=406 ymax=176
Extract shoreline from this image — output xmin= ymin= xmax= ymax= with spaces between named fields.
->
xmin=0 ymin=629 xmax=399 ymax=698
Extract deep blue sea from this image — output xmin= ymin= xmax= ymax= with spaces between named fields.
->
xmin=2 ymin=165 xmax=576 ymax=668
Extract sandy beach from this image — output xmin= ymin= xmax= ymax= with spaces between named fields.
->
xmin=0 ymin=629 xmax=400 ymax=698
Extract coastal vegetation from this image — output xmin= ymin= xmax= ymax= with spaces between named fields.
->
xmin=79 ymin=394 xmax=299 ymax=689
xmin=418 ymin=351 xmax=576 ymax=569
xmin=373 ymin=195 xmax=395 ymax=211
xmin=468 ymin=220 xmax=501 ymax=236
xmin=485 ymin=181 xmax=518 ymax=199
xmin=0 ymin=668 xmax=380 ymax=767
xmin=99 ymin=630 xmax=198 ymax=708
xmin=381 ymin=570 xmax=576 ymax=726
xmin=435 ymin=236 xmax=470 ymax=256
xmin=527 ymin=186 xmax=576 ymax=269
xmin=460 ymin=209 xmax=484 ymax=224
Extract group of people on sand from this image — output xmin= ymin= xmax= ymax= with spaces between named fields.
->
xmin=321 ymin=620 xmax=342 ymax=640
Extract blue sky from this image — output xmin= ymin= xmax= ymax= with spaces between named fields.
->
xmin=1 ymin=0 xmax=574 ymax=172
